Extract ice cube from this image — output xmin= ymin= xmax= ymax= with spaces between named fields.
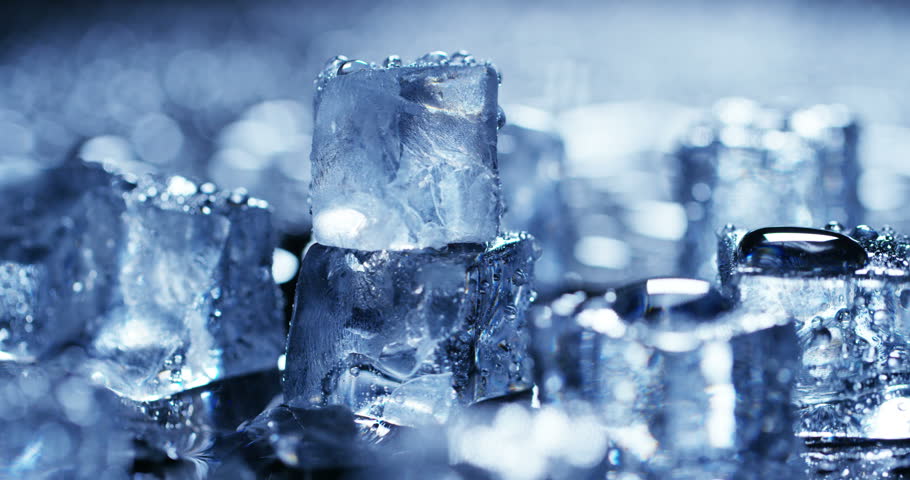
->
xmin=719 ymin=224 xmax=910 ymax=440
xmin=0 ymin=157 xmax=285 ymax=400
xmin=84 ymin=173 xmax=285 ymax=401
xmin=531 ymin=278 xmax=801 ymax=479
xmin=0 ymin=362 xmax=132 ymax=479
xmin=675 ymin=99 xmax=861 ymax=278
xmin=309 ymin=52 xmax=502 ymax=250
xmin=498 ymin=106 xmax=576 ymax=298
xmin=283 ymin=232 xmax=538 ymax=426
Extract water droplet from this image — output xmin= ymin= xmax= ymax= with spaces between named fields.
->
xmin=449 ymin=50 xmax=475 ymax=66
xmin=497 ymin=105 xmax=507 ymax=129
xmin=199 ymin=182 xmax=217 ymax=195
xmin=416 ymin=51 xmax=448 ymax=65
xmin=810 ymin=328 xmax=833 ymax=348
xmin=737 ymin=226 xmax=867 ymax=276
xmin=323 ymin=55 xmax=349 ymax=72
xmin=825 ymin=221 xmax=845 ymax=233
xmin=901 ymin=290 xmax=910 ymax=310
xmin=382 ymin=55 xmax=402 ymax=68
xmin=851 ymin=225 xmax=878 ymax=243
xmin=338 ymin=60 xmax=370 ymax=76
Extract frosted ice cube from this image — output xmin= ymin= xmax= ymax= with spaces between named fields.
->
xmin=720 ymin=224 xmax=910 ymax=440
xmin=531 ymin=278 xmax=801 ymax=479
xmin=0 ymin=363 xmax=132 ymax=479
xmin=283 ymin=232 xmax=538 ymax=426
xmin=310 ymin=53 xmax=502 ymax=250
xmin=676 ymin=99 xmax=861 ymax=278
xmin=499 ymin=106 xmax=575 ymax=298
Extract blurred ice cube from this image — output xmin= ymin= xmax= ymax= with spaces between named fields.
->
xmin=499 ymin=105 xmax=576 ymax=298
xmin=676 ymin=99 xmax=861 ymax=278
xmin=556 ymin=101 xmax=696 ymax=289
xmin=84 ymin=173 xmax=285 ymax=401
xmin=0 ymin=160 xmax=127 ymax=360
xmin=531 ymin=278 xmax=801 ymax=479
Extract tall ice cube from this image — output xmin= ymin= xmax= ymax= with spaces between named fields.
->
xmin=310 ymin=54 xmax=502 ymax=250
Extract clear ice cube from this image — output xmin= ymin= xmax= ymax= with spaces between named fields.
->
xmin=498 ymin=106 xmax=575 ymax=298
xmin=85 ymin=174 xmax=285 ymax=401
xmin=531 ymin=278 xmax=801 ymax=479
xmin=309 ymin=53 xmax=502 ymax=250
xmin=720 ymin=224 xmax=910 ymax=441
xmin=283 ymin=232 xmax=538 ymax=427
xmin=0 ymin=362 xmax=132 ymax=479
xmin=0 ymin=158 xmax=285 ymax=400
xmin=676 ymin=99 xmax=861 ymax=278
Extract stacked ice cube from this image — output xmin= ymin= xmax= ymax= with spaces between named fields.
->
xmin=530 ymin=277 xmax=801 ymax=479
xmin=718 ymin=224 xmax=910 ymax=442
xmin=284 ymin=52 xmax=539 ymax=427
xmin=676 ymin=99 xmax=861 ymax=278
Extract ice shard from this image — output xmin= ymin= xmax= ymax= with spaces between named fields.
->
xmin=531 ymin=278 xmax=801 ymax=479
xmin=719 ymin=224 xmax=910 ymax=441
xmin=283 ymin=232 xmax=538 ymax=426
xmin=676 ymin=99 xmax=861 ymax=278
xmin=309 ymin=53 xmax=502 ymax=250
